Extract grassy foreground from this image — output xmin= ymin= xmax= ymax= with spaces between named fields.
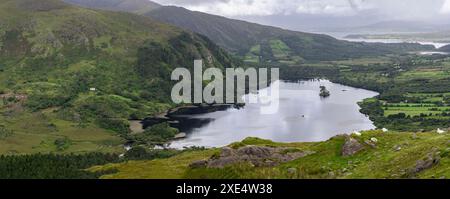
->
xmin=88 ymin=130 xmax=449 ymax=179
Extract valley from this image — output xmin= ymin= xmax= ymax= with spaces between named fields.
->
xmin=0 ymin=0 xmax=448 ymax=180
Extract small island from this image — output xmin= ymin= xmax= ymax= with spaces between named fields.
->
xmin=319 ymin=86 xmax=331 ymax=98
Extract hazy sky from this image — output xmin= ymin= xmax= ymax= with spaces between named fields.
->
xmin=152 ymin=0 xmax=450 ymax=31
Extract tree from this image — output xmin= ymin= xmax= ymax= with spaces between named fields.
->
xmin=319 ymin=86 xmax=330 ymax=98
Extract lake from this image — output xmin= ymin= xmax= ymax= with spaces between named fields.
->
xmin=343 ymin=38 xmax=449 ymax=49
xmin=320 ymin=32 xmax=450 ymax=49
xmin=170 ymin=80 xmax=379 ymax=148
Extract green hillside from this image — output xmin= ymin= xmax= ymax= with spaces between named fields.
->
xmin=61 ymin=1 xmax=435 ymax=64
xmin=145 ymin=6 xmax=435 ymax=63
xmin=63 ymin=0 xmax=161 ymax=14
xmin=89 ymin=130 xmax=450 ymax=179
xmin=0 ymin=0 xmax=235 ymax=154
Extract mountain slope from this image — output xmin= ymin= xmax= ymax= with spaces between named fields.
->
xmin=0 ymin=0 xmax=233 ymax=95
xmin=61 ymin=1 xmax=434 ymax=63
xmin=440 ymin=44 xmax=450 ymax=52
xmin=145 ymin=7 xmax=434 ymax=62
xmin=0 ymin=0 xmax=236 ymax=154
xmin=63 ymin=0 xmax=161 ymax=14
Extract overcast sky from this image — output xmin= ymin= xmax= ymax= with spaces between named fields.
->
xmin=152 ymin=0 xmax=450 ymax=32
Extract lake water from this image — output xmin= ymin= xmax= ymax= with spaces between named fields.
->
xmin=319 ymin=32 xmax=450 ymax=49
xmin=342 ymin=38 xmax=450 ymax=49
xmin=170 ymin=80 xmax=379 ymax=148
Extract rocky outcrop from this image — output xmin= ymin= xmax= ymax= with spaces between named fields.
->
xmin=403 ymin=149 xmax=442 ymax=178
xmin=190 ymin=146 xmax=315 ymax=169
xmin=414 ymin=150 xmax=441 ymax=173
xmin=341 ymin=136 xmax=365 ymax=157
xmin=189 ymin=160 xmax=208 ymax=169
xmin=364 ymin=139 xmax=378 ymax=148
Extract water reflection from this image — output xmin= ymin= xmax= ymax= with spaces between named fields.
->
xmin=170 ymin=80 xmax=379 ymax=148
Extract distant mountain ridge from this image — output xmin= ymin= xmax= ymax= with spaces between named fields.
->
xmin=440 ymin=44 xmax=450 ymax=52
xmin=345 ymin=20 xmax=448 ymax=33
xmin=64 ymin=0 xmax=161 ymax=14
xmin=144 ymin=6 xmax=436 ymax=62
xmin=62 ymin=0 xmax=435 ymax=63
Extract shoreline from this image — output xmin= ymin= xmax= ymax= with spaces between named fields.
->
xmin=165 ymin=80 xmax=379 ymax=149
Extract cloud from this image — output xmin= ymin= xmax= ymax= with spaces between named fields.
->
xmin=441 ymin=0 xmax=450 ymax=13
xmin=364 ymin=0 xmax=447 ymax=20
xmin=184 ymin=0 xmax=287 ymax=16
xmin=153 ymin=0 xmax=449 ymax=19
xmin=154 ymin=0 xmax=359 ymax=16
xmin=294 ymin=0 xmax=358 ymax=15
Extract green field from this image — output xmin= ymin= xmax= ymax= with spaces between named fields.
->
xmin=383 ymin=92 xmax=450 ymax=116
xmin=244 ymin=45 xmax=261 ymax=63
xmin=384 ymin=106 xmax=450 ymax=116
xmin=397 ymin=70 xmax=450 ymax=81
xmin=329 ymin=56 xmax=393 ymax=66
xmin=269 ymin=39 xmax=291 ymax=59
xmin=243 ymin=40 xmax=304 ymax=64
xmin=0 ymin=110 xmax=125 ymax=155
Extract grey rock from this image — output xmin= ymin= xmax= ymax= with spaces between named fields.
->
xmin=237 ymin=146 xmax=273 ymax=158
xmin=220 ymin=147 xmax=236 ymax=157
xmin=414 ymin=150 xmax=441 ymax=173
xmin=342 ymin=137 xmax=365 ymax=156
xmin=189 ymin=160 xmax=208 ymax=169
xmin=198 ymin=146 xmax=314 ymax=168
xmin=207 ymin=156 xmax=241 ymax=168
xmin=364 ymin=140 xmax=377 ymax=148
xmin=328 ymin=172 xmax=335 ymax=177
xmin=287 ymin=168 xmax=297 ymax=174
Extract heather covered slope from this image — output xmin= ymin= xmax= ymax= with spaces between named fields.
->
xmin=0 ymin=0 xmax=236 ymax=154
